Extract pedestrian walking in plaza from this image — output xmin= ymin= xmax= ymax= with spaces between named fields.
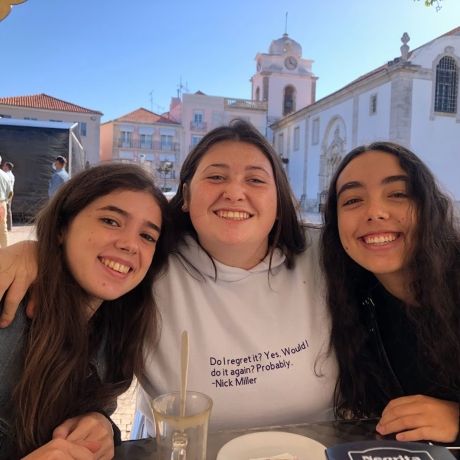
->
xmin=2 ymin=162 xmax=15 ymax=231
xmin=0 ymin=155 xmax=12 ymax=247
xmin=48 ymin=156 xmax=69 ymax=198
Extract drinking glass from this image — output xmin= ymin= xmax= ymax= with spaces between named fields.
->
xmin=151 ymin=391 xmax=213 ymax=460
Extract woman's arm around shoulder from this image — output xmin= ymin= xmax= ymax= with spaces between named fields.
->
xmin=0 ymin=241 xmax=38 ymax=328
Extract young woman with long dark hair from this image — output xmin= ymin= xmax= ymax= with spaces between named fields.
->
xmin=0 ymin=163 xmax=169 ymax=459
xmin=321 ymin=141 xmax=460 ymax=443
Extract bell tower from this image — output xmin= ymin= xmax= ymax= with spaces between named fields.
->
xmin=251 ymin=33 xmax=317 ymax=124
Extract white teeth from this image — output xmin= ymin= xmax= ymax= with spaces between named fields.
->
xmin=100 ymin=258 xmax=131 ymax=274
xmin=216 ymin=210 xmax=251 ymax=220
xmin=363 ymin=233 xmax=398 ymax=245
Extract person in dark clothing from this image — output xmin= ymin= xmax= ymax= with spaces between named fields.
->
xmin=321 ymin=141 xmax=460 ymax=443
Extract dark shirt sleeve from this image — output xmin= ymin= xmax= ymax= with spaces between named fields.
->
xmin=94 ymin=410 xmax=122 ymax=446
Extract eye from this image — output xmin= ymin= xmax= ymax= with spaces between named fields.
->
xmin=389 ymin=191 xmax=408 ymax=199
xmin=100 ymin=217 xmax=119 ymax=227
xmin=206 ymin=174 xmax=225 ymax=182
xmin=247 ymin=177 xmax=266 ymax=184
xmin=140 ymin=233 xmax=157 ymax=244
xmin=341 ymin=197 xmax=362 ymax=207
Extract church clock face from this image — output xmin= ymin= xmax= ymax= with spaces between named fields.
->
xmin=284 ymin=56 xmax=298 ymax=70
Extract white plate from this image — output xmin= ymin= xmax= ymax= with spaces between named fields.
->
xmin=216 ymin=431 xmax=326 ymax=460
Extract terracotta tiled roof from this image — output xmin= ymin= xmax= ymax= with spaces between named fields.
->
xmin=0 ymin=93 xmax=102 ymax=115
xmin=114 ymin=108 xmax=179 ymax=125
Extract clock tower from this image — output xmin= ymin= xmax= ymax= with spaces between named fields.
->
xmin=251 ymin=33 xmax=317 ymax=124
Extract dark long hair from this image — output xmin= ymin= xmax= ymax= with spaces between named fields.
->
xmin=13 ymin=163 xmax=170 ymax=455
xmin=169 ymin=119 xmax=306 ymax=269
xmin=321 ymin=141 xmax=460 ymax=418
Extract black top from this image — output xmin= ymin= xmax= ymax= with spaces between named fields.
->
xmin=370 ymin=282 xmax=458 ymax=403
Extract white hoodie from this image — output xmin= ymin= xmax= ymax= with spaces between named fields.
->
xmin=138 ymin=226 xmax=337 ymax=432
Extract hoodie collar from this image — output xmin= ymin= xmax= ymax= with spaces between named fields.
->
xmin=180 ymin=235 xmax=286 ymax=282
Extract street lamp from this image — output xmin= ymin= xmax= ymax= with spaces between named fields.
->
xmin=157 ymin=160 xmax=174 ymax=191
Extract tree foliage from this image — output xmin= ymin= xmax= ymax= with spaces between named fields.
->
xmin=415 ymin=0 xmax=443 ymax=10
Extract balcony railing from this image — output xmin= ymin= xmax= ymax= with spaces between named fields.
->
xmin=190 ymin=121 xmax=207 ymax=131
xmin=117 ymin=139 xmax=180 ymax=151
xmin=224 ymin=98 xmax=267 ymax=111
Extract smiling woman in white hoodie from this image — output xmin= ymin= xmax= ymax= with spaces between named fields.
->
xmin=136 ymin=120 xmax=337 ymax=432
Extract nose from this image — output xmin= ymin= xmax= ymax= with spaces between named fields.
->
xmin=366 ymin=200 xmax=389 ymax=221
xmin=222 ymin=180 xmax=245 ymax=201
xmin=115 ymin=232 xmax=138 ymax=255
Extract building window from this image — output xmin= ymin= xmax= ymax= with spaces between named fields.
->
xmin=119 ymin=151 xmax=134 ymax=161
xmin=191 ymin=111 xmax=206 ymax=130
xmin=283 ymin=85 xmax=296 ymax=116
xmin=191 ymin=135 xmax=203 ymax=149
xmin=120 ymin=131 xmax=132 ymax=147
xmin=369 ymin=94 xmax=378 ymax=115
xmin=79 ymin=122 xmax=87 ymax=136
xmin=435 ymin=56 xmax=458 ymax=113
xmin=262 ymin=76 xmax=269 ymax=101
xmin=193 ymin=111 xmax=204 ymax=124
xmin=278 ymin=133 xmax=284 ymax=155
xmin=140 ymin=134 xmax=152 ymax=149
xmin=255 ymin=87 xmax=260 ymax=101
xmin=161 ymin=134 xmax=173 ymax=150
xmin=312 ymin=118 xmax=320 ymax=145
xmin=293 ymin=126 xmax=300 ymax=151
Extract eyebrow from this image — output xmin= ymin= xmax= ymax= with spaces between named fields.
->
xmin=336 ymin=175 xmax=408 ymax=198
xmin=98 ymin=205 xmax=161 ymax=233
xmin=203 ymin=163 xmax=272 ymax=175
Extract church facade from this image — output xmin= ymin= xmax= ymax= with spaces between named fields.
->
xmin=271 ymin=28 xmax=460 ymax=210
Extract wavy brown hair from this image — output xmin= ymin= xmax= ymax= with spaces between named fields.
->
xmin=321 ymin=141 xmax=460 ymax=418
xmin=169 ymin=119 xmax=306 ymax=270
xmin=12 ymin=163 xmax=170 ymax=455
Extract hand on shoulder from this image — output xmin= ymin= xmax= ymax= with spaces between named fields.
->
xmin=53 ymin=412 xmax=114 ymax=459
xmin=0 ymin=240 xmax=38 ymax=327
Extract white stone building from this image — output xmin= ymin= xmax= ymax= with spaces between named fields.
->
xmin=271 ymin=27 xmax=460 ymax=210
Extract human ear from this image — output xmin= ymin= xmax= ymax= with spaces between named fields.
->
xmin=182 ymin=183 xmax=189 ymax=212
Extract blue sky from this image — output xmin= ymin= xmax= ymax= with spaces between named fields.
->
xmin=1 ymin=0 xmax=459 ymax=122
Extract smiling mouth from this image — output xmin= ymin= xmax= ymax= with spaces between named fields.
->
xmin=361 ymin=233 xmax=400 ymax=245
xmin=99 ymin=257 xmax=132 ymax=274
xmin=215 ymin=210 xmax=252 ymax=220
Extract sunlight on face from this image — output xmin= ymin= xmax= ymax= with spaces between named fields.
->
xmin=185 ymin=140 xmax=277 ymax=269
xmin=336 ymin=151 xmax=417 ymax=287
xmin=64 ymin=189 xmax=162 ymax=315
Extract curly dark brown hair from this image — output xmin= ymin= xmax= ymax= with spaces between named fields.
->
xmin=321 ymin=141 xmax=460 ymax=418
